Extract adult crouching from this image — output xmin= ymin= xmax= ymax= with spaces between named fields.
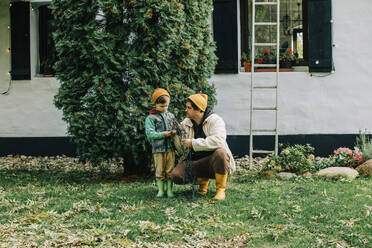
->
xmin=170 ymin=93 xmax=235 ymax=200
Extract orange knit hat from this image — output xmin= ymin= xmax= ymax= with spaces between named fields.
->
xmin=151 ymin=88 xmax=170 ymax=104
xmin=188 ymin=94 xmax=208 ymax=111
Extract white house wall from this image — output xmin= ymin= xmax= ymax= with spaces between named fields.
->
xmin=214 ymin=0 xmax=372 ymax=135
xmin=0 ymin=78 xmax=67 ymax=137
xmin=0 ymin=0 xmax=372 ymax=138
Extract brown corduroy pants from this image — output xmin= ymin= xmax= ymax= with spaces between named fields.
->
xmin=170 ymin=148 xmax=230 ymax=184
xmin=153 ymin=151 xmax=175 ymax=181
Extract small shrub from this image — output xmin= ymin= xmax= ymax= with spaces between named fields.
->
xmin=309 ymin=157 xmax=336 ymax=173
xmin=333 ymin=147 xmax=364 ymax=168
xmin=263 ymin=144 xmax=314 ymax=173
xmin=309 ymin=147 xmax=364 ymax=173
xmin=356 ymin=130 xmax=372 ymax=160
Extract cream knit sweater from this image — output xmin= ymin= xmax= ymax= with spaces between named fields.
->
xmin=181 ymin=113 xmax=236 ymax=173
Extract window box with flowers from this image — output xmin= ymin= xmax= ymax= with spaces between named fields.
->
xmin=253 ymin=49 xmax=296 ymax=72
xmin=241 ymin=52 xmax=251 ymax=72
xmin=254 ymin=50 xmax=276 ymax=70
xmin=279 ymin=49 xmax=296 ymax=69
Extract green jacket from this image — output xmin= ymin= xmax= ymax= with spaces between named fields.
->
xmin=145 ymin=111 xmax=177 ymax=154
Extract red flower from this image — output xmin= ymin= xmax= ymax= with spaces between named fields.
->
xmin=264 ymin=50 xmax=270 ymax=55
xmin=257 ymin=58 xmax=263 ymax=64
xmin=287 ymin=49 xmax=293 ymax=54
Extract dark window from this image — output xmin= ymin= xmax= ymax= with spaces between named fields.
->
xmin=240 ymin=0 xmax=308 ymax=66
xmin=281 ymin=0 xmax=308 ymax=63
xmin=10 ymin=1 xmax=31 ymax=80
xmin=39 ymin=5 xmax=56 ymax=76
xmin=213 ymin=0 xmax=239 ymax=73
xmin=240 ymin=0 xmax=250 ymax=63
xmin=238 ymin=0 xmax=333 ymax=72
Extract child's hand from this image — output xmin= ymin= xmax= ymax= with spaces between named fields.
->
xmin=170 ymin=130 xmax=177 ymax=137
xmin=164 ymin=131 xmax=172 ymax=137
xmin=164 ymin=130 xmax=177 ymax=137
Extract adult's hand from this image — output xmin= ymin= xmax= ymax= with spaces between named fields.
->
xmin=182 ymin=139 xmax=192 ymax=148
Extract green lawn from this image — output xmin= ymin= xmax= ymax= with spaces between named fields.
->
xmin=0 ymin=158 xmax=371 ymax=247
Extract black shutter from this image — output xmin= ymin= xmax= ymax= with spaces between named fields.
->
xmin=240 ymin=0 xmax=249 ymax=57
xmin=307 ymin=0 xmax=333 ymax=72
xmin=10 ymin=1 xmax=31 ymax=80
xmin=213 ymin=0 xmax=238 ymax=74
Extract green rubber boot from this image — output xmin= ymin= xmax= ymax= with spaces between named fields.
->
xmin=156 ymin=180 xmax=165 ymax=198
xmin=166 ymin=180 xmax=174 ymax=198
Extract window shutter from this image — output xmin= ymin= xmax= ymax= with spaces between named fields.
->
xmin=213 ymin=0 xmax=238 ymax=74
xmin=10 ymin=2 xmax=31 ymax=80
xmin=307 ymin=0 xmax=333 ymax=72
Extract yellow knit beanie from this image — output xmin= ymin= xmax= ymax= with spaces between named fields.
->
xmin=152 ymin=88 xmax=170 ymax=104
xmin=188 ymin=94 xmax=208 ymax=111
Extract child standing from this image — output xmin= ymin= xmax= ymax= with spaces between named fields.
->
xmin=145 ymin=88 xmax=177 ymax=198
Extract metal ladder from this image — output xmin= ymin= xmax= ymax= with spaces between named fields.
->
xmin=249 ymin=0 xmax=280 ymax=169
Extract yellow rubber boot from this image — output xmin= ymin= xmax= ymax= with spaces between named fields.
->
xmin=214 ymin=173 xmax=227 ymax=200
xmin=196 ymin=178 xmax=210 ymax=195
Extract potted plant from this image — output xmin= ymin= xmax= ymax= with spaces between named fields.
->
xmin=241 ymin=52 xmax=251 ymax=72
xmin=256 ymin=55 xmax=263 ymax=65
xmin=279 ymin=49 xmax=296 ymax=68
xmin=262 ymin=49 xmax=275 ymax=64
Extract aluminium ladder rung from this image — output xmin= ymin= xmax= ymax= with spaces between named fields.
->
xmin=253 ymin=64 xmax=277 ymax=68
xmin=255 ymin=22 xmax=277 ymax=26
xmin=251 ymin=129 xmax=276 ymax=132
xmin=253 ymin=107 xmax=277 ymax=110
xmin=253 ymin=85 xmax=277 ymax=89
xmin=252 ymin=150 xmax=275 ymax=154
xmin=255 ymin=43 xmax=277 ymax=46
xmin=254 ymin=2 xmax=278 ymax=5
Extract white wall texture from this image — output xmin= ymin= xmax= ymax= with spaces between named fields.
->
xmin=213 ymin=0 xmax=372 ymax=135
xmin=0 ymin=78 xmax=67 ymax=137
xmin=0 ymin=0 xmax=372 ymax=137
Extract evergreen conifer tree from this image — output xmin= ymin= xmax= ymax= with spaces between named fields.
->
xmin=51 ymin=0 xmax=217 ymax=171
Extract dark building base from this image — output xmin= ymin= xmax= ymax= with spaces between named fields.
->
xmin=0 ymin=134 xmax=360 ymax=158
xmin=0 ymin=137 xmax=76 ymax=157
xmin=227 ymin=134 xmax=359 ymax=158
